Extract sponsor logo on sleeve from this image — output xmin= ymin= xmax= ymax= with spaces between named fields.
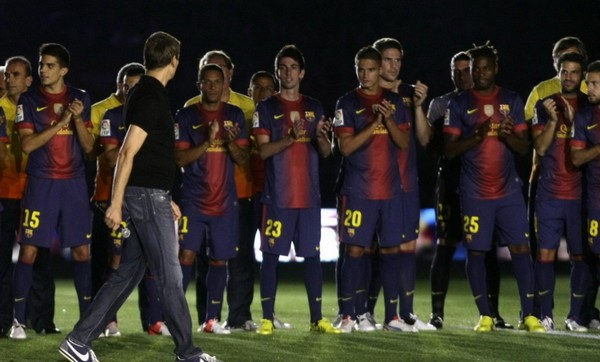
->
xmin=15 ymin=105 xmax=24 ymax=123
xmin=252 ymin=112 xmax=260 ymax=128
xmin=174 ymin=123 xmax=180 ymax=140
xmin=334 ymin=109 xmax=344 ymax=127
xmin=100 ymin=119 xmax=111 ymax=137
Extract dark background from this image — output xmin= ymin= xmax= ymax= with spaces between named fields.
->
xmin=2 ymin=0 xmax=599 ymax=207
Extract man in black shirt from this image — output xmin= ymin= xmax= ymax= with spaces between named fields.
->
xmin=59 ymin=31 xmax=220 ymax=362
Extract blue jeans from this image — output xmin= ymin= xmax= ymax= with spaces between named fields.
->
xmin=69 ymin=187 xmax=202 ymax=359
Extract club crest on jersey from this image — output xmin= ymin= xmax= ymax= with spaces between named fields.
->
xmin=252 ymin=112 xmax=259 ymax=128
xmin=304 ymin=111 xmax=315 ymax=122
xmin=483 ymin=104 xmax=494 ymax=117
xmin=15 ymin=105 xmax=24 ymax=123
xmin=443 ymin=109 xmax=450 ymax=126
xmin=25 ymin=228 xmax=33 ymax=238
xmin=100 ymin=119 xmax=111 ymax=137
xmin=499 ymin=104 xmax=510 ymax=115
xmin=334 ymin=109 xmax=344 ymax=126
xmin=403 ymin=97 xmax=413 ymax=108
xmin=531 ymin=108 xmax=538 ymax=125
xmin=224 ymin=120 xmax=234 ymax=130
xmin=53 ymin=103 xmax=64 ymax=115
xmin=174 ymin=123 xmax=180 ymax=140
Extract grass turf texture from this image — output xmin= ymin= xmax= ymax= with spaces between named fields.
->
xmin=1 ymin=263 xmax=599 ymax=361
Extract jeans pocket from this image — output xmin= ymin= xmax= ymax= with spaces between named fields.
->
xmin=125 ymin=193 xmax=148 ymax=224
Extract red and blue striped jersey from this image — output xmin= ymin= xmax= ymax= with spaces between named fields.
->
xmin=532 ymin=93 xmax=586 ymax=200
xmin=15 ymin=85 xmax=91 ymax=179
xmin=253 ymin=94 xmax=324 ymax=208
xmin=571 ymin=104 xmax=600 ymax=208
xmin=444 ymin=87 xmax=526 ymax=199
xmin=334 ymin=88 xmax=408 ymax=200
xmin=175 ymin=102 xmax=248 ymax=215
xmin=397 ymin=83 xmax=418 ymax=192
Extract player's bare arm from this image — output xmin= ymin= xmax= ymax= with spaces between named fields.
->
xmin=256 ymin=126 xmax=295 ymax=160
xmin=571 ymin=144 xmax=600 ymax=167
xmin=499 ymin=115 xmax=530 ymax=155
xmin=444 ymin=118 xmax=490 ymax=159
xmin=532 ymin=98 xmax=559 ymax=156
xmin=105 ymin=124 xmax=147 ymax=231
xmin=315 ymin=116 xmax=332 ymax=158
xmin=379 ymin=99 xmax=409 ymax=150
xmin=336 ymin=115 xmax=381 ymax=157
xmin=175 ymin=120 xmax=219 ymax=167
xmin=69 ymin=98 xmax=95 ymax=155
xmin=413 ymin=80 xmax=433 ymax=146
xmin=19 ymin=109 xmax=73 ymax=154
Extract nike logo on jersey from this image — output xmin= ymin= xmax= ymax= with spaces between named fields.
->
xmin=86 ymin=234 xmax=92 ymax=239
xmin=587 ymin=124 xmax=599 ymax=130
xmin=14 ymin=297 xmax=25 ymax=302
xmin=118 ymin=126 xmax=126 ymax=130
xmin=36 ymin=106 xmax=48 ymax=112
xmin=274 ymin=114 xmax=285 ymax=120
xmin=467 ymin=108 xmax=478 ymax=115
xmin=192 ymin=124 xmax=204 ymax=130
xmin=66 ymin=340 xmax=90 ymax=361
xmin=355 ymin=108 xmax=366 ymax=115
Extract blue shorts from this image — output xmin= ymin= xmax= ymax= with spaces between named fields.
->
xmin=535 ymin=198 xmax=584 ymax=254
xmin=260 ymin=205 xmax=320 ymax=257
xmin=400 ymin=189 xmax=420 ymax=242
xmin=460 ymin=192 xmax=529 ymax=251
xmin=586 ymin=208 xmax=600 ymax=254
xmin=339 ymin=195 xmax=403 ymax=248
xmin=179 ymin=205 xmax=239 ymax=260
xmin=18 ymin=176 xmax=91 ymax=248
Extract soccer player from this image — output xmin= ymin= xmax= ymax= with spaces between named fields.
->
xmin=0 ymin=66 xmax=6 ymax=97
xmin=175 ymin=63 xmax=249 ymax=335
xmin=10 ymin=44 xmax=95 ymax=340
xmin=254 ymin=44 xmax=338 ymax=335
xmin=60 ymin=31 xmax=220 ymax=362
xmin=532 ymin=52 xmax=590 ymax=332
xmin=443 ymin=42 xmax=544 ymax=332
xmin=93 ymin=63 xmax=146 ymax=337
xmin=427 ymin=51 xmax=510 ymax=329
xmin=373 ymin=37 xmax=436 ymax=331
xmin=248 ymin=71 xmax=277 ymax=105
xmin=570 ymin=60 xmax=600 ymax=332
xmin=184 ymin=50 xmax=258 ymax=332
xmin=334 ymin=46 xmax=412 ymax=333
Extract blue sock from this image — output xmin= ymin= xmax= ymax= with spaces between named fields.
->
xmin=568 ymin=259 xmax=591 ymax=321
xmin=466 ymin=251 xmax=491 ymax=316
xmin=510 ymin=251 xmax=535 ymax=317
xmin=398 ymin=251 xmax=416 ymax=320
xmin=340 ymin=252 xmax=361 ymax=318
xmin=355 ymin=253 xmax=370 ymax=315
xmin=260 ymin=253 xmax=279 ymax=320
xmin=380 ymin=253 xmax=400 ymax=323
xmin=12 ymin=261 xmax=33 ymax=324
xmin=534 ymin=259 xmax=554 ymax=318
xmin=206 ymin=264 xmax=227 ymax=321
xmin=73 ymin=260 xmax=92 ymax=318
xmin=144 ymin=272 xmax=162 ymax=325
xmin=367 ymin=251 xmax=380 ymax=315
xmin=304 ymin=256 xmax=323 ymax=323
xmin=180 ymin=263 xmax=194 ymax=292
xmin=430 ymin=244 xmax=455 ymax=317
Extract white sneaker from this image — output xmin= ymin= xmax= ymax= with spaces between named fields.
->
xmin=565 ymin=318 xmax=588 ymax=332
xmin=409 ymin=314 xmax=437 ymax=331
xmin=104 ymin=321 xmax=121 ymax=337
xmin=356 ymin=313 xmax=377 ymax=332
xmin=202 ymin=319 xmax=231 ymax=335
xmin=588 ymin=318 xmax=600 ymax=330
xmin=383 ymin=317 xmax=418 ymax=332
xmin=540 ymin=316 xmax=554 ymax=331
xmin=226 ymin=320 xmax=257 ymax=332
xmin=364 ymin=312 xmax=383 ymax=330
xmin=9 ymin=319 xmax=27 ymax=339
xmin=200 ymin=353 xmax=222 ymax=362
xmin=339 ymin=317 xmax=356 ymax=333
xmin=273 ymin=315 xmax=293 ymax=329
xmin=332 ymin=314 xmax=343 ymax=329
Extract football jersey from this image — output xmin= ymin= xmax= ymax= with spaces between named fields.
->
xmin=253 ymin=94 xmax=323 ymax=208
xmin=532 ymin=93 xmax=586 ymax=200
xmin=16 ymin=86 xmax=92 ymax=179
xmin=444 ymin=86 xmax=526 ymax=199
xmin=0 ymin=96 xmax=28 ymax=199
xmin=571 ymin=104 xmax=600 ymax=208
xmin=333 ymin=87 xmax=407 ymax=200
xmin=397 ymin=83 xmax=418 ymax=192
xmin=176 ymin=102 xmax=248 ymax=215
xmin=93 ymin=105 xmax=127 ymax=201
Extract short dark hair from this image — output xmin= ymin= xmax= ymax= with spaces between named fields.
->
xmin=372 ymin=37 xmax=403 ymax=57
xmin=250 ymin=70 xmax=276 ymax=86
xmin=117 ymin=62 xmax=145 ymax=84
xmin=467 ymin=41 xmax=498 ymax=64
xmin=451 ymin=51 xmax=471 ymax=68
xmin=557 ymin=52 xmax=587 ymax=72
xmin=274 ymin=45 xmax=305 ymax=71
xmin=199 ymin=63 xmax=225 ymax=81
xmin=143 ymin=31 xmax=180 ymax=71
xmin=354 ymin=46 xmax=382 ymax=65
xmin=5 ymin=56 xmax=32 ymax=77
xmin=39 ymin=43 xmax=70 ymax=68
xmin=553 ymin=36 xmax=587 ymax=64
xmin=199 ymin=50 xmax=234 ymax=70
xmin=587 ymin=60 xmax=600 ymax=74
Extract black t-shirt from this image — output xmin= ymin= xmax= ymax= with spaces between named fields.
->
xmin=124 ymin=75 xmax=175 ymax=191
